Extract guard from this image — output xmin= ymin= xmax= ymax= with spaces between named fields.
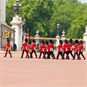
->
xmin=47 ymin=40 xmax=55 ymax=59
xmin=31 ymin=39 xmax=37 ymax=58
xmin=78 ymin=40 xmax=86 ymax=60
xmin=68 ymin=39 xmax=74 ymax=59
xmin=21 ymin=38 xmax=29 ymax=58
xmin=56 ymin=40 xmax=63 ymax=59
xmin=62 ymin=40 xmax=69 ymax=59
xmin=4 ymin=38 xmax=12 ymax=58
xmin=26 ymin=41 xmax=32 ymax=58
xmin=39 ymin=40 xmax=45 ymax=59
xmin=43 ymin=41 xmax=49 ymax=59
xmin=73 ymin=40 xmax=81 ymax=60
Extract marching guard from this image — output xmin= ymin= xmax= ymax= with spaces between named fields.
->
xmin=68 ymin=39 xmax=74 ymax=59
xmin=78 ymin=40 xmax=86 ymax=60
xmin=4 ymin=38 xmax=12 ymax=58
xmin=20 ymin=38 xmax=29 ymax=58
xmin=43 ymin=41 xmax=49 ymax=59
xmin=73 ymin=40 xmax=81 ymax=60
xmin=62 ymin=40 xmax=69 ymax=59
xmin=31 ymin=40 xmax=37 ymax=58
xmin=56 ymin=40 xmax=63 ymax=59
xmin=47 ymin=40 xmax=55 ymax=59
xmin=39 ymin=40 xmax=45 ymax=59
xmin=26 ymin=41 xmax=32 ymax=58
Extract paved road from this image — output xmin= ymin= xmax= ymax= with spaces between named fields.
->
xmin=0 ymin=52 xmax=87 ymax=87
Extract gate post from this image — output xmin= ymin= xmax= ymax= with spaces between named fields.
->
xmin=35 ymin=30 xmax=40 ymax=46
xmin=56 ymin=36 xmax=60 ymax=47
xmin=10 ymin=15 xmax=24 ymax=51
xmin=83 ymin=26 xmax=87 ymax=53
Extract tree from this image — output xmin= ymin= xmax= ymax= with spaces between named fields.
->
xmin=66 ymin=14 xmax=87 ymax=39
xmin=6 ymin=0 xmax=87 ymax=38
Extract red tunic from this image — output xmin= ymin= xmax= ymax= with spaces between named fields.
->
xmin=68 ymin=43 xmax=73 ymax=51
xmin=40 ymin=45 xmax=45 ymax=52
xmin=64 ymin=44 xmax=68 ymax=52
xmin=79 ymin=45 xmax=83 ymax=52
xmin=74 ymin=44 xmax=79 ymax=52
xmin=32 ymin=44 xmax=36 ymax=51
xmin=44 ymin=45 xmax=48 ymax=52
xmin=23 ymin=42 xmax=27 ymax=50
xmin=6 ymin=43 xmax=10 ymax=51
xmin=48 ymin=44 xmax=54 ymax=52
xmin=27 ymin=45 xmax=31 ymax=52
xmin=58 ymin=44 xmax=62 ymax=52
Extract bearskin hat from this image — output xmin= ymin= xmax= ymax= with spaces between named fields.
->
xmin=46 ymin=41 xmax=48 ymax=45
xmin=75 ymin=40 xmax=78 ymax=43
xmin=33 ymin=39 xmax=36 ymax=43
xmin=28 ymin=41 xmax=31 ymax=44
xmin=50 ymin=40 xmax=53 ymax=44
xmin=70 ymin=39 xmax=73 ymax=43
xmin=7 ymin=38 xmax=10 ymax=43
xmin=65 ymin=40 xmax=68 ymax=44
xmin=42 ymin=40 xmax=45 ymax=44
xmin=25 ymin=38 xmax=28 ymax=42
xmin=80 ymin=40 xmax=83 ymax=44
xmin=59 ymin=40 xmax=63 ymax=44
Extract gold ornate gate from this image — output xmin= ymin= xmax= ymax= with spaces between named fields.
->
xmin=0 ymin=23 xmax=15 ymax=51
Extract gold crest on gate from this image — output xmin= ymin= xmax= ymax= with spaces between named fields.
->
xmin=3 ymin=30 xmax=10 ymax=39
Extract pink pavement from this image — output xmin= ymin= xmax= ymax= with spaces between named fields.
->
xmin=0 ymin=52 xmax=87 ymax=87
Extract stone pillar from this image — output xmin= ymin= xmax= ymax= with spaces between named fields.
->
xmin=61 ymin=30 xmax=66 ymax=40
xmin=35 ymin=30 xmax=40 ymax=46
xmin=83 ymin=26 xmax=87 ymax=52
xmin=22 ymin=33 xmax=26 ymax=43
xmin=0 ymin=0 xmax=6 ymax=22
xmin=10 ymin=15 xmax=24 ymax=51
xmin=56 ymin=35 xmax=60 ymax=47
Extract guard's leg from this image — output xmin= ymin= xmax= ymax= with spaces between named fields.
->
xmin=4 ymin=50 xmax=8 ymax=57
xmin=9 ymin=51 xmax=12 ymax=58
xmin=21 ymin=50 xmax=24 ymax=58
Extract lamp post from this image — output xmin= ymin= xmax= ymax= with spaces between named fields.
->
xmin=57 ymin=23 xmax=60 ymax=36
xmin=23 ymin=19 xmax=26 ymax=33
xmin=13 ymin=0 xmax=22 ymax=15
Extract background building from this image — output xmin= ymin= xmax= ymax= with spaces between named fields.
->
xmin=0 ymin=0 xmax=6 ymax=23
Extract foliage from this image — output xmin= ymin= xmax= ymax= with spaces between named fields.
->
xmin=6 ymin=0 xmax=87 ymax=38
xmin=66 ymin=14 xmax=87 ymax=39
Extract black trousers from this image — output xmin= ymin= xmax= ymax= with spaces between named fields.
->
xmin=31 ymin=51 xmax=37 ymax=58
xmin=73 ymin=52 xmax=81 ymax=59
xmin=43 ymin=52 xmax=48 ymax=58
xmin=78 ymin=52 xmax=86 ymax=59
xmin=26 ymin=52 xmax=32 ymax=58
xmin=21 ymin=50 xmax=29 ymax=58
xmin=47 ymin=51 xmax=55 ymax=59
xmin=39 ymin=52 xmax=44 ymax=58
xmin=68 ymin=51 xmax=73 ymax=58
xmin=63 ymin=52 xmax=69 ymax=59
xmin=57 ymin=52 xmax=63 ymax=59
xmin=5 ymin=50 xmax=12 ymax=57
